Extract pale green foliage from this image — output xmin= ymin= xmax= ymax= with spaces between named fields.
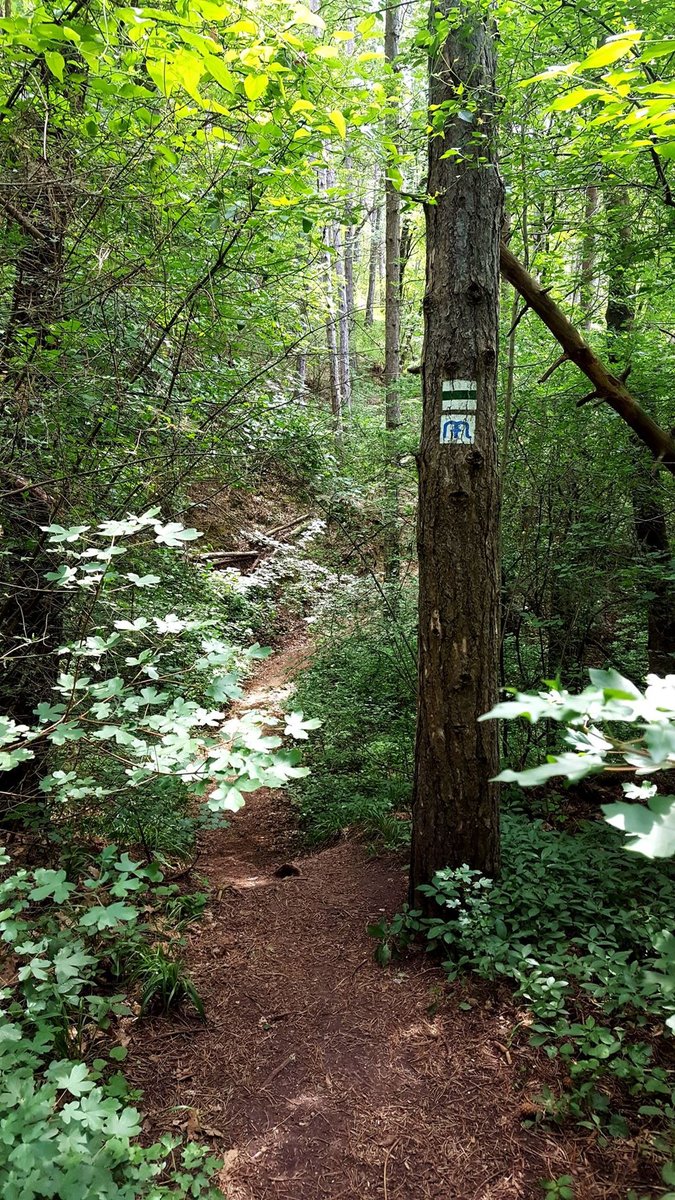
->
xmin=0 ymin=514 xmax=319 ymax=1197
xmin=482 ymin=671 xmax=675 ymax=1038
xmin=482 ymin=670 xmax=675 ymax=859
xmin=2 ymin=512 xmax=313 ymax=821
xmin=519 ymin=28 xmax=675 ymax=164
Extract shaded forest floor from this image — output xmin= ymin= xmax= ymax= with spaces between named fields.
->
xmin=130 ymin=639 xmax=657 ymax=1200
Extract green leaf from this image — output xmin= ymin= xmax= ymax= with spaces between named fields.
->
xmin=206 ymin=674 xmax=243 ymax=702
xmin=328 ymin=109 xmax=347 ymax=139
xmin=579 ymin=32 xmax=642 ymax=70
xmin=126 ymin=572 xmax=161 ymax=587
xmin=105 ymin=1106 xmax=142 ymax=1137
xmin=79 ymin=902 xmax=138 ymax=930
xmin=587 ymin=668 xmax=641 ymax=699
xmin=549 ymin=87 xmax=607 ymax=111
xmin=244 ymin=73 xmax=268 ymax=101
xmin=51 ymin=1061 xmax=95 ymax=1096
xmin=153 ymin=522 xmax=202 ymax=547
xmin=602 ymin=795 xmax=675 ymax=858
xmin=44 ymin=50 xmax=65 ymax=81
xmin=29 ymin=869 xmax=75 ymax=903
xmin=375 ymin=942 xmax=392 ymax=966
xmin=204 ymin=54 xmax=234 ymax=93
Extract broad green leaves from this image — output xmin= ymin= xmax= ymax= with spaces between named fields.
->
xmin=603 ymin=794 xmax=675 ymax=858
xmin=328 ymin=108 xmax=347 ymax=139
xmin=578 ymin=32 xmax=643 ymax=70
xmin=483 ymin=672 xmax=675 ymax=859
xmin=0 ymin=847 xmax=220 ymax=1197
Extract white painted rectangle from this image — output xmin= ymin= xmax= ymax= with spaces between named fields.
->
xmin=443 ymin=396 xmax=477 ymax=412
xmin=442 ymin=379 xmax=476 ymax=393
xmin=440 ymin=412 xmax=475 ymax=445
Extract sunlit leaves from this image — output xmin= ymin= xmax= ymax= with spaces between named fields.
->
xmin=328 ymin=108 xmax=347 ymax=138
xmin=549 ymin=85 xmax=613 ymax=111
xmin=603 ymin=794 xmax=675 ymax=858
xmin=578 ymin=32 xmax=643 ymax=71
xmin=243 ymin=72 xmax=268 ymax=101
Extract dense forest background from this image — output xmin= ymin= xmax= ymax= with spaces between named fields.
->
xmin=0 ymin=0 xmax=674 ymax=1196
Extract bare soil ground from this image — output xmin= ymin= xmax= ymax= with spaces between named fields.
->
xmin=130 ymin=639 xmax=658 ymax=1200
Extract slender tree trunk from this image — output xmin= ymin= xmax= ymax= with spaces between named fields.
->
xmin=382 ymin=7 xmax=404 ymax=591
xmin=295 ymin=352 xmax=307 ymax=396
xmin=410 ymin=0 xmax=503 ymax=899
xmin=384 ymin=3 xmax=402 ymax=430
xmin=317 ymin=164 xmax=343 ymax=441
xmin=604 ymin=189 xmax=674 ymax=676
xmin=365 ymin=182 xmax=382 ymax=327
xmin=579 ymin=184 xmax=599 ymax=332
xmin=333 ymin=222 xmax=352 ymax=412
xmin=323 ymin=240 xmax=343 ymax=439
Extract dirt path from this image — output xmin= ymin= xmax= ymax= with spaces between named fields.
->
xmin=131 ymin=639 xmax=651 ymax=1200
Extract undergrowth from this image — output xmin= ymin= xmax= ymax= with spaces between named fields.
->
xmin=0 ymin=846 xmax=219 ymax=1198
xmin=292 ymin=599 xmax=416 ymax=847
xmin=295 ymin=609 xmax=675 ymax=1177
xmin=372 ymin=812 xmax=675 ymax=1154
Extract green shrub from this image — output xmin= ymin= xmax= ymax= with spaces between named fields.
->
xmin=292 ymin=605 xmax=416 ymax=845
xmin=0 ymin=511 xmax=320 ymax=1198
xmin=372 ymin=812 xmax=675 ymax=1134
xmin=0 ymin=846 xmax=219 ymax=1198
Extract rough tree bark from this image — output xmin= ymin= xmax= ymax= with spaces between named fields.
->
xmin=409 ymin=0 xmax=503 ymax=898
xmin=1 ymin=95 xmax=69 ymax=765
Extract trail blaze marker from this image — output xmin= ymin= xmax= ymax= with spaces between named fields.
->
xmin=440 ymin=379 xmax=477 ymax=444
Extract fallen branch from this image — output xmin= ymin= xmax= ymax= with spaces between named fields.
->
xmin=199 ymin=550 xmax=259 ymax=561
xmin=500 ymin=242 xmax=675 ymax=477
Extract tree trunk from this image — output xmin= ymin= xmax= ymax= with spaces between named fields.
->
xmin=333 ymin=222 xmax=352 ymax=412
xmin=384 ymin=2 xmax=402 ymax=430
xmin=604 ymin=189 xmax=674 ymax=677
xmin=323 ymin=239 xmax=343 ymax=440
xmin=1 ymin=137 xmax=67 ymax=770
xmin=365 ymin=184 xmax=382 ymax=327
xmin=317 ymin=164 xmax=343 ymax=441
xmin=410 ymin=0 xmax=503 ymax=899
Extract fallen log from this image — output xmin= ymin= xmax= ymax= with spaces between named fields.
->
xmin=499 ymin=242 xmax=675 ymax=477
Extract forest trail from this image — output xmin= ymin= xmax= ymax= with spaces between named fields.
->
xmin=130 ymin=638 xmax=641 ymax=1200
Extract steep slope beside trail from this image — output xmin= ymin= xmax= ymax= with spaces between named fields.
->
xmin=130 ymin=639 xmax=650 ymax=1200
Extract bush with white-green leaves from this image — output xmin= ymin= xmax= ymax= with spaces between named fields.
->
xmin=2 ymin=509 xmax=319 ymax=831
xmin=0 ymin=510 xmax=319 ymax=1198
xmin=482 ymin=669 xmax=675 ymax=859
xmin=482 ymin=669 xmax=675 ymax=1040
xmin=0 ymin=846 xmax=221 ymax=1199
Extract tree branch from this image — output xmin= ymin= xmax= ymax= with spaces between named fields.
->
xmin=1 ymin=197 xmax=49 ymax=243
xmin=499 ymin=242 xmax=675 ymax=477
